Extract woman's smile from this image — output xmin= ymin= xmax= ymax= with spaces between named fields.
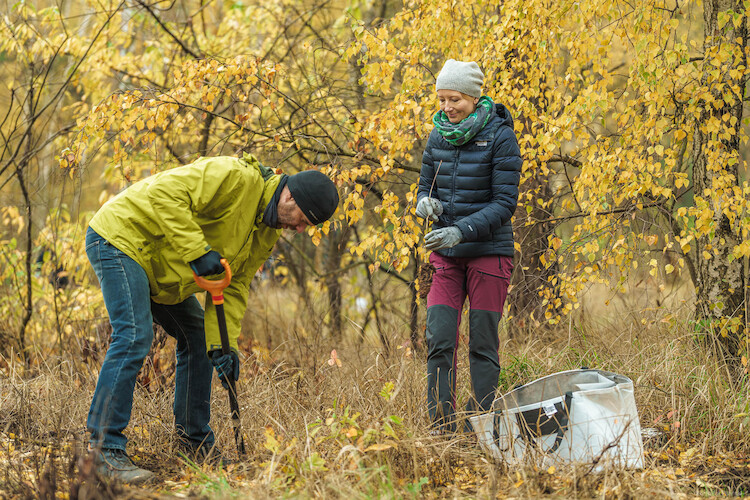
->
xmin=437 ymin=89 xmax=479 ymax=123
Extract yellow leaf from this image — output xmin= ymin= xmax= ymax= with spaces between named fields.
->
xmin=547 ymin=465 xmax=556 ymax=474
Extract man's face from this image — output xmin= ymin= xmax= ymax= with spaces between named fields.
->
xmin=437 ymin=89 xmax=479 ymax=123
xmin=277 ymin=187 xmax=313 ymax=233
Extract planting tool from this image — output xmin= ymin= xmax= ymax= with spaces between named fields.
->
xmin=193 ymin=259 xmax=246 ymax=457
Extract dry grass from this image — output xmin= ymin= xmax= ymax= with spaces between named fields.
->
xmin=1 ymin=280 xmax=750 ymax=498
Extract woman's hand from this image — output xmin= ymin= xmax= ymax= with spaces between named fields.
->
xmin=425 ymin=226 xmax=462 ymax=250
xmin=416 ymin=197 xmax=443 ymax=222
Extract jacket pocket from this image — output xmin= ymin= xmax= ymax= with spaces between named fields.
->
xmin=141 ymin=238 xmax=180 ymax=298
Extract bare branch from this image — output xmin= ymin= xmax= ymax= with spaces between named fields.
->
xmin=135 ymin=0 xmax=202 ymax=59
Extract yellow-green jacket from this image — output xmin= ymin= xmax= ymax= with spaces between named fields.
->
xmin=89 ymin=153 xmax=282 ymax=351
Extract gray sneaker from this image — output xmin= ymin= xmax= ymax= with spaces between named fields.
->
xmin=94 ymin=448 xmax=155 ymax=484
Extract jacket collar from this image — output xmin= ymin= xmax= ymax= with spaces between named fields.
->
xmin=257 ymin=172 xmax=282 ymax=226
xmin=238 ymin=152 xmax=283 ymax=226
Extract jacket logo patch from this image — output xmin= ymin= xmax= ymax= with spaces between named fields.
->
xmin=475 ymin=141 xmax=488 ymax=147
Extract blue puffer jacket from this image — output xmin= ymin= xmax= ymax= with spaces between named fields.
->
xmin=418 ymin=101 xmax=521 ymax=258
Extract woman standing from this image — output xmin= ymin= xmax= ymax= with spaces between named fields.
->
xmin=416 ymin=59 xmax=521 ymax=433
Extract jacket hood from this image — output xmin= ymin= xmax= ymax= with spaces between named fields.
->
xmin=494 ymin=102 xmax=514 ymax=129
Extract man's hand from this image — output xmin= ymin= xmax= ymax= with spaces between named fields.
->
xmin=208 ymin=349 xmax=240 ymax=390
xmin=425 ymin=226 xmax=463 ymax=251
xmin=189 ymin=250 xmax=224 ymax=276
xmin=415 ymin=197 xmax=443 ymax=222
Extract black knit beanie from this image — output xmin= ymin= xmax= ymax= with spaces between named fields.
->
xmin=286 ymin=170 xmax=339 ymax=225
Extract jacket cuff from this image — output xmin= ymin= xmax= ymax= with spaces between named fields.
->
xmin=206 ymin=340 xmax=239 ymax=353
xmin=208 ymin=345 xmax=238 ymax=354
xmin=454 ymin=221 xmax=474 ymax=242
xmin=184 ymin=243 xmax=212 ymax=264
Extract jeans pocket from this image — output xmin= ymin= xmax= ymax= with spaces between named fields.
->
xmin=85 ymin=241 xmax=103 ymax=282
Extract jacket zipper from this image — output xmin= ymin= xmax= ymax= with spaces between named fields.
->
xmin=451 ymin=146 xmax=459 ymax=225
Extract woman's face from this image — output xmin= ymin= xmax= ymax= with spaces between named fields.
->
xmin=437 ymin=90 xmax=480 ymax=123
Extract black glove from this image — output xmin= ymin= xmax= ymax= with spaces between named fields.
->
xmin=189 ymin=250 xmax=224 ymax=276
xmin=208 ymin=349 xmax=240 ymax=390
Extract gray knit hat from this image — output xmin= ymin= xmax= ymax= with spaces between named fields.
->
xmin=435 ymin=59 xmax=484 ymax=98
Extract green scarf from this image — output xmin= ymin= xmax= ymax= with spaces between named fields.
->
xmin=432 ymin=95 xmax=494 ymax=146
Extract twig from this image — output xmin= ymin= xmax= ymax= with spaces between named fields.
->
xmin=585 ymin=419 xmax=633 ymax=474
xmin=423 ymin=160 xmax=442 ymax=235
xmin=136 ymin=0 xmax=201 ymax=58
xmin=428 ymin=160 xmax=442 ymax=198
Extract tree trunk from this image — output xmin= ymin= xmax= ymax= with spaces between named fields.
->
xmin=324 ymin=224 xmax=352 ymax=341
xmin=509 ymin=177 xmax=561 ymax=337
xmin=504 ymin=35 xmax=564 ymax=337
xmin=409 ymin=255 xmax=422 ymax=353
xmin=691 ymin=0 xmax=748 ymax=355
xmin=16 ymin=162 xmax=33 ymax=365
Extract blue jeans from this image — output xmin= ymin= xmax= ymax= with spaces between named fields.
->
xmin=85 ymin=227 xmax=215 ymax=451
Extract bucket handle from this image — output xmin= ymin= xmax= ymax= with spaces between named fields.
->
xmin=512 ymin=391 xmax=573 ymax=454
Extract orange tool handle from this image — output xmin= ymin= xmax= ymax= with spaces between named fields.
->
xmin=192 ymin=258 xmax=232 ymax=304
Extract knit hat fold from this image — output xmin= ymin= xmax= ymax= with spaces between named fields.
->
xmin=287 ymin=170 xmax=339 ymax=225
xmin=435 ymin=59 xmax=484 ymax=98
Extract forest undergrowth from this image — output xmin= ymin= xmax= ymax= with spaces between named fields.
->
xmin=1 ymin=282 xmax=750 ymax=499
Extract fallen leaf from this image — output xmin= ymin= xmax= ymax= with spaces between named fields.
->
xmin=328 ymin=349 xmax=342 ymax=367
xmin=365 ymin=443 xmax=393 ymax=452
